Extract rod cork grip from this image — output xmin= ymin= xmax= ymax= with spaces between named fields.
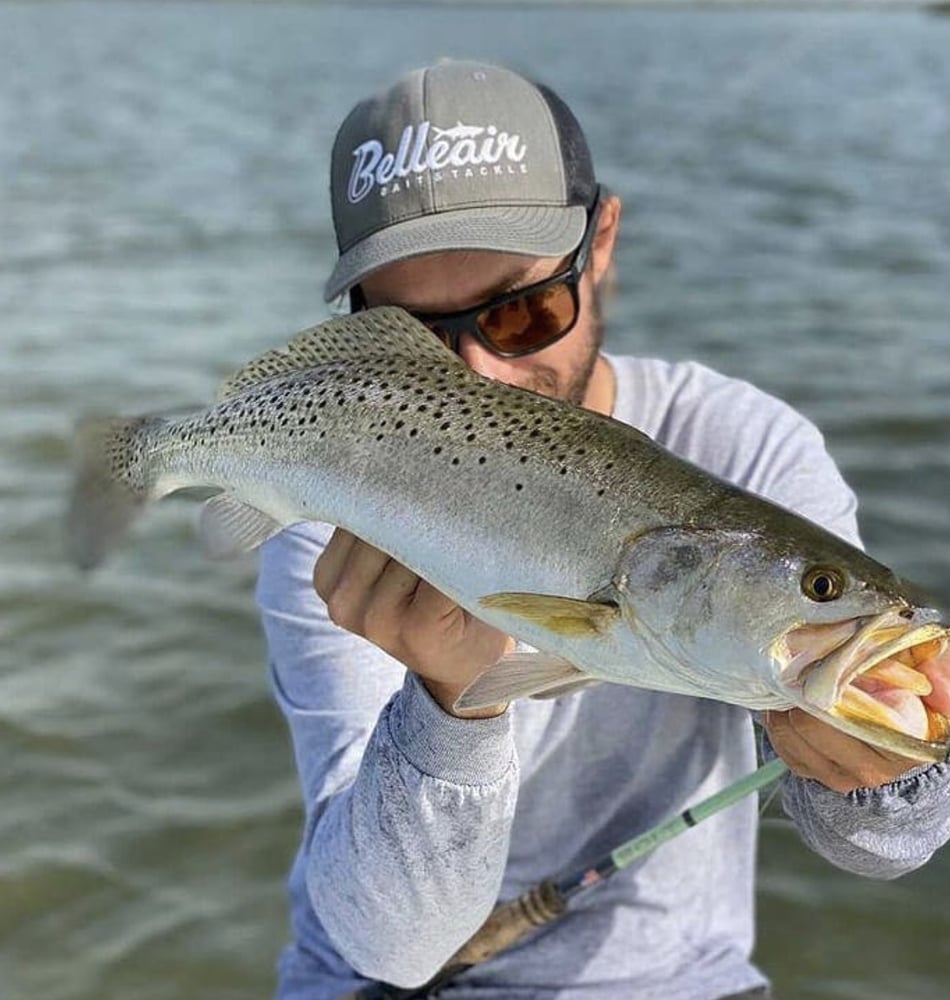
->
xmin=448 ymin=880 xmax=566 ymax=967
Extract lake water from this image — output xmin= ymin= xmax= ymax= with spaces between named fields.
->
xmin=2 ymin=3 xmax=950 ymax=998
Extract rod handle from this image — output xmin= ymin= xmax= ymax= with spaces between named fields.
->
xmin=337 ymin=881 xmax=566 ymax=999
xmin=447 ymin=879 xmax=566 ymax=967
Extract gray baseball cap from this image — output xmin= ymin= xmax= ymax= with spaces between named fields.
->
xmin=324 ymin=59 xmax=597 ymax=302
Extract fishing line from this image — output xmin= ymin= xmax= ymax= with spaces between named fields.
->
xmin=758 ymin=765 xmax=785 ymax=819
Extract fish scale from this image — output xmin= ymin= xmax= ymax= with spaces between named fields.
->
xmin=160 ymin=361 xmax=644 ymax=601
xmin=65 ymin=306 xmax=950 ymax=763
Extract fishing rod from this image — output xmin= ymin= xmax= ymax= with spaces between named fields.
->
xmin=343 ymin=756 xmax=789 ymax=1000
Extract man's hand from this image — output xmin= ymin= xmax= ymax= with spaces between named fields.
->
xmin=763 ymin=709 xmax=921 ymax=793
xmin=313 ymin=528 xmax=512 ymax=717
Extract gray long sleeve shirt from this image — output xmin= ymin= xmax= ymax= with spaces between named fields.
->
xmin=256 ymin=355 xmax=950 ymax=1000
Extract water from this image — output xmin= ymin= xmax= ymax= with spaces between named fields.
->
xmin=2 ymin=3 xmax=950 ymax=998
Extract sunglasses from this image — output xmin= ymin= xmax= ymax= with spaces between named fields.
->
xmin=352 ymin=187 xmax=603 ymax=359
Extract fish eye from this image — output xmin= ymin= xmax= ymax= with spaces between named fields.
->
xmin=801 ymin=566 xmax=845 ymax=602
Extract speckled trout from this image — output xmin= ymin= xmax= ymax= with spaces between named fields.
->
xmin=66 ymin=306 xmax=950 ymax=763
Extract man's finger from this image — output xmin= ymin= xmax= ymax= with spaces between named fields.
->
xmin=764 ymin=711 xmax=826 ymax=784
xmin=366 ymin=558 xmax=423 ymax=622
xmin=313 ymin=528 xmax=358 ymax=600
xmin=783 ymin=708 xmax=917 ymax=778
xmin=408 ymin=578 xmax=463 ymax=623
xmin=765 ymin=710 xmax=859 ymax=792
xmin=327 ymin=539 xmax=397 ymax=625
xmin=766 ymin=709 xmax=916 ymax=792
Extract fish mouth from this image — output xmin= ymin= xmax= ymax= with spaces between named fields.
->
xmin=773 ymin=608 xmax=950 ymax=763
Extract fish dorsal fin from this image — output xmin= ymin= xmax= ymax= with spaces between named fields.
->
xmin=215 ymin=306 xmax=464 ymax=401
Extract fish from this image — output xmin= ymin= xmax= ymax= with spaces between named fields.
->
xmin=431 ymin=121 xmax=486 ymax=141
xmin=65 ymin=306 xmax=950 ymax=764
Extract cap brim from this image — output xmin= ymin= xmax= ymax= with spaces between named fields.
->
xmin=323 ymin=203 xmax=587 ymax=302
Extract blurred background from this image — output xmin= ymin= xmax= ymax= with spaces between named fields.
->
xmin=2 ymin=2 xmax=949 ymax=998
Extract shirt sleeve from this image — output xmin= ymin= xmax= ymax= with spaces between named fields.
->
xmin=256 ymin=522 xmax=519 ymax=987
xmin=706 ymin=378 xmax=950 ymax=878
xmin=772 ymin=742 xmax=950 ymax=878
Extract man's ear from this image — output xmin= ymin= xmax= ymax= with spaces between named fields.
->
xmin=590 ymin=193 xmax=622 ymax=288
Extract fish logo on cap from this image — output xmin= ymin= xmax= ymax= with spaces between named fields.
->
xmin=347 ymin=119 xmax=528 ymax=204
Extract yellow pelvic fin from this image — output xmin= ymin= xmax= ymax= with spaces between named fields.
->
xmin=479 ymin=592 xmax=620 ymax=638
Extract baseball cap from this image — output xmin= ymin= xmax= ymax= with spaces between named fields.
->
xmin=324 ymin=59 xmax=597 ymax=302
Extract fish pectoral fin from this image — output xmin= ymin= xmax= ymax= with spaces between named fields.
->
xmin=479 ymin=592 xmax=620 ymax=638
xmin=199 ymin=494 xmax=284 ymax=559
xmin=455 ymin=653 xmax=588 ymax=712
xmin=530 ymin=677 xmax=603 ymax=700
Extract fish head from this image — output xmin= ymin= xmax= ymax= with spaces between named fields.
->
xmin=614 ymin=525 xmax=950 ymax=762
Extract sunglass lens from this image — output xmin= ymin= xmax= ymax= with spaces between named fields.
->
xmin=477 ymin=281 xmax=577 ymax=355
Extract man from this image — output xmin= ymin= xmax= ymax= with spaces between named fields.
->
xmin=256 ymin=60 xmax=950 ymax=1000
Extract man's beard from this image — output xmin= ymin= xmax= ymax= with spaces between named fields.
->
xmin=514 ymin=296 xmax=604 ymax=406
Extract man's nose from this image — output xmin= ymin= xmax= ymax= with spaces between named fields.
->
xmin=456 ymin=333 xmax=520 ymax=383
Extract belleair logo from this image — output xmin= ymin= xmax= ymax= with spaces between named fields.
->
xmin=347 ymin=120 xmax=528 ymax=203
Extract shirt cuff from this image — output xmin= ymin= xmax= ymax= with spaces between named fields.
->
xmin=386 ymin=672 xmax=515 ymax=785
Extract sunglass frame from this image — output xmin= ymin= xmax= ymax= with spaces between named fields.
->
xmin=351 ymin=186 xmax=604 ymax=359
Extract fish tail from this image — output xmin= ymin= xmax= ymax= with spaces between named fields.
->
xmin=65 ymin=414 xmax=168 ymax=570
